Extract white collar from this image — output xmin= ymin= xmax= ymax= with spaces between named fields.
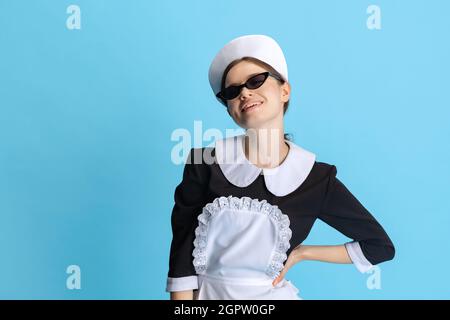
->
xmin=214 ymin=134 xmax=316 ymax=197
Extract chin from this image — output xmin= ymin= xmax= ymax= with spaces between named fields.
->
xmin=240 ymin=118 xmax=268 ymax=130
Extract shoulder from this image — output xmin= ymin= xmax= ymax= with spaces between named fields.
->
xmin=174 ymin=147 xmax=215 ymax=189
xmin=307 ymin=161 xmax=337 ymax=184
xmin=185 ymin=146 xmax=216 ymax=166
xmin=312 ymin=161 xmax=337 ymax=174
xmin=181 ymin=147 xmax=216 ymax=181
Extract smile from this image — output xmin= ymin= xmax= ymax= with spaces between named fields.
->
xmin=242 ymin=101 xmax=263 ymax=113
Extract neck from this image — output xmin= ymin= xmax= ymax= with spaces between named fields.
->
xmin=243 ymin=127 xmax=289 ymax=169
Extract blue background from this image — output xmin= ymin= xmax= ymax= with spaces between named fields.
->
xmin=0 ymin=0 xmax=449 ymax=299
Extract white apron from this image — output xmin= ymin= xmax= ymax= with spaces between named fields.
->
xmin=192 ymin=195 xmax=302 ymax=300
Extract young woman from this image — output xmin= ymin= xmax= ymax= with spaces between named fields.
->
xmin=166 ymin=34 xmax=395 ymax=300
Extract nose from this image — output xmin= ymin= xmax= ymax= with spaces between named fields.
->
xmin=239 ymin=86 xmax=253 ymax=100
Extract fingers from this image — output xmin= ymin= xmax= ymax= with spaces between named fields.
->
xmin=272 ymin=270 xmax=285 ymax=286
xmin=272 ymin=252 xmax=297 ymax=286
xmin=273 ymin=262 xmax=290 ymax=286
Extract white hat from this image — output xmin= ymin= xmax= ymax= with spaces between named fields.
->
xmin=208 ymin=34 xmax=289 ymax=106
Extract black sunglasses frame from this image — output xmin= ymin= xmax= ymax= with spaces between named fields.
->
xmin=216 ymin=71 xmax=283 ymax=103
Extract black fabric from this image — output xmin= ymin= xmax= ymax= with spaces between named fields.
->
xmin=167 ymin=147 xmax=395 ymax=279
xmin=319 ymin=166 xmax=395 ymax=265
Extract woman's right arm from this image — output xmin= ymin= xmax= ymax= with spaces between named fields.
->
xmin=166 ymin=148 xmax=209 ymax=298
xmin=170 ymin=290 xmax=194 ymax=300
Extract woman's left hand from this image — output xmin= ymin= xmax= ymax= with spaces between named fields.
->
xmin=272 ymin=244 xmax=354 ymax=286
xmin=272 ymin=244 xmax=305 ymax=286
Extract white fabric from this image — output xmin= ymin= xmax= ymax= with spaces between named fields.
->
xmin=192 ymin=195 xmax=302 ymax=300
xmin=194 ymin=274 xmax=301 ymax=300
xmin=215 ymin=134 xmax=316 ymax=197
xmin=166 ymin=275 xmax=198 ymax=292
xmin=345 ymin=241 xmax=374 ymax=273
xmin=208 ymin=34 xmax=288 ymax=106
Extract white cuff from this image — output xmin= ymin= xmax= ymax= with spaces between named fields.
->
xmin=345 ymin=241 xmax=374 ymax=273
xmin=166 ymin=276 xmax=198 ymax=292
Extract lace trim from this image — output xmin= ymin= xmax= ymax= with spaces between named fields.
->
xmin=192 ymin=195 xmax=292 ymax=279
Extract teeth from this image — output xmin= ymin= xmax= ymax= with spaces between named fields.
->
xmin=243 ymin=102 xmax=261 ymax=111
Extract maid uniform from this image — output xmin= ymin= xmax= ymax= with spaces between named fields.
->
xmin=165 ymin=35 xmax=395 ymax=300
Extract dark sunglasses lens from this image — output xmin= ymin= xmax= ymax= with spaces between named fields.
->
xmin=219 ymin=73 xmax=269 ymax=100
xmin=246 ymin=73 xmax=268 ymax=89
xmin=221 ymin=86 xmax=241 ymax=100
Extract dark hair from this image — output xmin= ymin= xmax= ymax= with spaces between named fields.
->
xmin=220 ymin=56 xmax=292 ymax=142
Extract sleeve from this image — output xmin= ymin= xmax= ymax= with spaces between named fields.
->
xmin=318 ymin=165 xmax=395 ymax=273
xmin=166 ymin=148 xmax=209 ymax=292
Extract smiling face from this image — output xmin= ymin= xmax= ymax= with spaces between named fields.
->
xmin=223 ymin=59 xmax=290 ymax=130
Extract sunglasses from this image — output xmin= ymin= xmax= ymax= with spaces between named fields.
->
xmin=216 ymin=71 xmax=283 ymax=102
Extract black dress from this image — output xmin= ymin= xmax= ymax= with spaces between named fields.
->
xmin=166 ymin=134 xmax=395 ymax=299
